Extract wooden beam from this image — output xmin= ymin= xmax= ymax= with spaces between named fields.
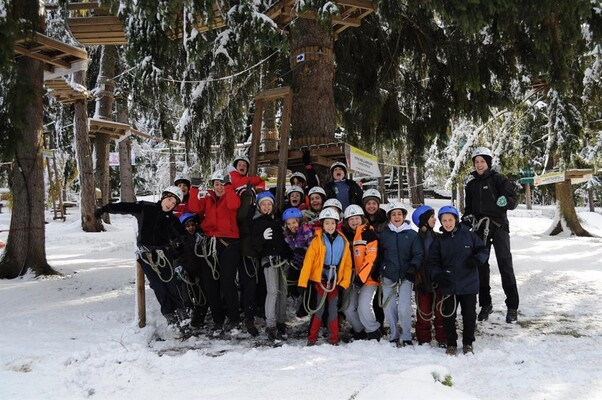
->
xmin=13 ymin=46 xmax=71 ymax=69
xmin=335 ymin=0 xmax=375 ymax=11
xmin=67 ymin=2 xmax=101 ymax=11
xmin=29 ymin=32 xmax=88 ymax=60
xmin=67 ymin=16 xmax=122 ymax=26
xmin=255 ymin=86 xmax=293 ymax=101
xmin=275 ymin=89 xmax=293 ymax=210
xmin=249 ymin=100 xmax=265 ymax=176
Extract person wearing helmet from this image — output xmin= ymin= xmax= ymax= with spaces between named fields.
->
xmin=298 ymin=208 xmax=352 ymax=345
xmin=324 ymin=161 xmax=363 ymax=211
xmin=173 ymin=213 xmax=209 ymax=330
xmin=282 ymin=207 xmax=314 ymax=311
xmin=94 ymin=186 xmax=187 ymax=327
xmin=190 ymin=169 xmax=242 ymax=334
xmin=235 ymin=183 xmax=261 ymax=337
xmin=411 ymin=205 xmax=446 ymax=347
xmin=426 ymin=206 xmax=488 ymax=355
xmin=303 ymin=186 xmax=326 ymax=229
xmin=362 ymin=189 xmax=387 ymax=234
xmin=284 ymin=185 xmax=307 ymax=211
xmin=464 ymin=147 xmax=519 ymax=324
xmin=251 ymin=191 xmax=291 ymax=341
xmin=341 ymin=205 xmax=382 ymax=341
xmin=378 ymin=201 xmax=423 ymax=347
xmin=173 ymin=175 xmax=200 ymax=218
xmin=227 ymin=155 xmax=265 ymax=190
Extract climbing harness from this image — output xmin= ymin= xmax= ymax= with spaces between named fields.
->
xmin=378 ymin=278 xmax=400 ymax=309
xmin=175 ymin=266 xmax=206 ymax=307
xmin=436 ymin=294 xmax=457 ymax=318
xmin=136 ymin=245 xmax=174 ymax=283
xmin=473 ymin=216 xmax=491 ymax=243
xmin=416 ymin=290 xmax=437 ymax=321
xmin=242 ymin=256 xmax=259 ymax=283
xmin=195 ymin=236 xmax=220 ymax=280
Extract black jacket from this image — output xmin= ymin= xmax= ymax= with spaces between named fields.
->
xmin=464 ymin=169 xmax=518 ymax=226
xmin=427 ymin=224 xmax=488 ymax=296
xmin=250 ymin=212 xmax=291 ymax=260
xmin=100 ymin=201 xmax=184 ymax=248
xmin=237 ymin=191 xmax=259 ymax=258
xmin=324 ymin=178 xmax=363 ymax=208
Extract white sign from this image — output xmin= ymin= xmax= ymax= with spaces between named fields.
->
xmin=345 ymin=144 xmax=381 ymax=177
xmin=534 ymin=171 xmax=565 ymax=187
xmin=296 ymin=53 xmax=305 ymax=63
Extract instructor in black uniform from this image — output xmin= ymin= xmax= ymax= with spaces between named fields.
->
xmin=463 ymin=147 xmax=519 ymax=324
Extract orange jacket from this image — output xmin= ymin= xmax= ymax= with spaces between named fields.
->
xmin=299 ymin=229 xmax=352 ymax=289
xmin=350 ymin=224 xmax=380 ymax=287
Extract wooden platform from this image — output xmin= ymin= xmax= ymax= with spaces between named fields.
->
xmin=257 ymin=142 xmax=347 ymax=169
xmin=266 ymin=0 xmax=375 ymax=36
xmin=45 ymin=78 xmax=91 ymax=104
xmin=169 ymin=2 xmax=226 ymax=39
xmin=13 ymin=32 xmax=88 ymax=80
xmin=88 ymin=118 xmax=130 ymax=140
xmin=67 ymin=1 xmax=127 ymax=45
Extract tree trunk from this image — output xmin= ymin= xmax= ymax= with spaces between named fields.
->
xmin=588 ymin=186 xmax=595 ymax=212
xmin=169 ymin=148 xmax=176 ymax=185
xmin=116 ymin=97 xmax=136 ymax=203
xmin=94 ymin=45 xmax=117 ymax=223
xmin=0 ymin=1 xmax=57 ymax=278
xmin=377 ymin=147 xmax=387 ymax=203
xmin=73 ymin=70 xmax=103 ymax=232
xmin=549 ymin=179 xmax=590 ymax=236
xmin=290 ymin=19 xmax=336 ymax=146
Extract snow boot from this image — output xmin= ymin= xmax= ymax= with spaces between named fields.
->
xmin=366 ymin=329 xmax=382 ymax=341
xmin=506 ymin=309 xmax=518 ymax=324
xmin=266 ymin=326 xmax=279 ymax=341
xmin=478 ymin=304 xmax=493 ymax=321
xmin=463 ymin=344 xmax=474 ymax=354
xmin=276 ymin=323 xmax=288 ymax=340
xmin=446 ymin=346 xmax=458 ymax=356
xmin=245 ymin=318 xmax=259 ymax=337
xmin=190 ymin=307 xmax=206 ymax=329
xmin=402 ymin=340 xmax=413 ymax=347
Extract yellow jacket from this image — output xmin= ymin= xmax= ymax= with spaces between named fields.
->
xmin=299 ymin=229 xmax=352 ymax=289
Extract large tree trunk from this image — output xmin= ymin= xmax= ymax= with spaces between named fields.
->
xmin=116 ymin=97 xmax=136 ymax=203
xmin=94 ymin=45 xmax=117 ymax=223
xmin=408 ymin=164 xmax=425 ymax=207
xmin=0 ymin=1 xmax=57 ymax=278
xmin=73 ymin=70 xmax=103 ymax=232
xmin=290 ymin=19 xmax=336 ymax=146
xmin=549 ymin=179 xmax=590 ymax=236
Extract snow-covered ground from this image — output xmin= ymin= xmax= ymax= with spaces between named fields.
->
xmin=1 ymin=200 xmax=601 ymax=400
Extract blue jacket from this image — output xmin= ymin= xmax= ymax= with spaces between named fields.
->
xmin=378 ymin=222 xmax=423 ymax=282
xmin=427 ymin=224 xmax=488 ymax=295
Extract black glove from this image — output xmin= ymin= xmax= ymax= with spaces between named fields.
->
xmin=302 ymin=148 xmax=311 ymax=166
xmin=405 ymin=264 xmax=417 ymax=283
xmin=461 ymin=214 xmax=475 ymax=229
xmin=297 ymin=286 xmax=307 ymax=299
xmin=434 ymin=270 xmax=453 ymax=289
xmin=94 ymin=207 xmax=106 ymax=219
xmin=465 ymin=255 xmax=481 ymax=269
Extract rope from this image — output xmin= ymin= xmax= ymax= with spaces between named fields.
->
xmin=436 ymin=294 xmax=457 ymax=318
xmin=302 ymin=283 xmax=328 ymax=316
xmin=175 ymin=266 xmax=206 ymax=307
xmin=416 ymin=290 xmax=436 ymax=321
xmin=378 ymin=279 xmax=400 ymax=309
xmin=137 ymin=246 xmax=174 ymax=283
xmin=318 ymin=265 xmax=338 ymax=293
xmin=473 ymin=217 xmax=491 ymax=243
xmin=195 ymin=236 xmax=220 ymax=280
xmin=242 ymin=256 xmax=258 ymax=283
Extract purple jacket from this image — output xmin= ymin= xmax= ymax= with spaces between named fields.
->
xmin=284 ymin=224 xmax=314 ymax=268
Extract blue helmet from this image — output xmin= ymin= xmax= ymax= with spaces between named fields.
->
xmin=256 ymin=191 xmax=275 ymax=205
xmin=179 ymin=212 xmax=197 ymax=225
xmin=412 ymin=205 xmax=434 ymax=226
xmin=437 ymin=205 xmax=459 ymax=220
xmin=282 ymin=207 xmax=303 ymax=221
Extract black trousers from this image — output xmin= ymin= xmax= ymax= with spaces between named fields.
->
xmin=442 ymin=293 xmax=477 ymax=347
xmin=477 ymin=223 xmax=519 ymax=310
xmin=198 ymin=252 xmax=225 ymax=326
xmin=138 ymin=254 xmax=183 ymax=316
xmin=238 ymin=256 xmax=258 ymax=321
xmin=217 ymin=238 xmax=241 ymax=323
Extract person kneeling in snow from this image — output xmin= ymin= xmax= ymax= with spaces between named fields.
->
xmin=427 ymin=206 xmax=488 ymax=356
xmin=94 ymin=186 xmax=187 ymax=327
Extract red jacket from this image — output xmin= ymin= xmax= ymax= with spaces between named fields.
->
xmin=229 ymin=170 xmax=264 ymax=189
xmin=190 ymin=184 xmax=241 ymax=238
xmin=173 ymin=187 xmax=199 ymax=218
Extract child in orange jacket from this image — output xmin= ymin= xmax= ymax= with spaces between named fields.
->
xmin=298 ymin=208 xmax=352 ymax=345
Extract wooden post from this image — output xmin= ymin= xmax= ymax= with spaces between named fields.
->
xmin=136 ymin=261 xmax=146 ymax=328
xmin=249 ymin=100 xmax=265 ymax=176
xmin=276 ymin=90 xmax=293 ymax=211
xmin=525 ymin=183 xmax=532 ymax=210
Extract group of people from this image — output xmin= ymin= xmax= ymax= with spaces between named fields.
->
xmin=95 ymin=147 xmax=520 ymax=355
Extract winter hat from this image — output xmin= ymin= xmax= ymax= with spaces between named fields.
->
xmin=418 ymin=209 xmax=435 ymax=227
xmin=472 ymin=147 xmax=493 ymax=169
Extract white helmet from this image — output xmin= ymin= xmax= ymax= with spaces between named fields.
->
xmin=308 ymin=186 xmax=326 ymax=198
xmin=323 ymin=198 xmax=343 ymax=211
xmin=319 ymin=207 xmax=340 ymax=222
xmin=471 ymin=147 xmax=493 ymax=161
xmin=289 ymin=172 xmax=306 ymax=183
xmin=362 ymin=188 xmax=382 ymax=203
xmin=329 ymin=161 xmax=347 ymax=175
xmin=386 ymin=201 xmax=407 ymax=216
xmin=174 ymin=175 xmax=191 ymax=187
xmin=344 ymin=204 xmax=364 ymax=219
xmin=232 ymin=155 xmax=250 ymax=167
xmin=285 ymin=185 xmax=305 ymax=198
xmin=210 ymin=170 xmax=224 ymax=182
xmin=161 ymin=186 xmax=183 ymax=205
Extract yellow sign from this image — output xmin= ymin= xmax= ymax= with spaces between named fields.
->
xmin=534 ymin=171 xmax=565 ymax=187
xmin=345 ymin=144 xmax=381 ymax=177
